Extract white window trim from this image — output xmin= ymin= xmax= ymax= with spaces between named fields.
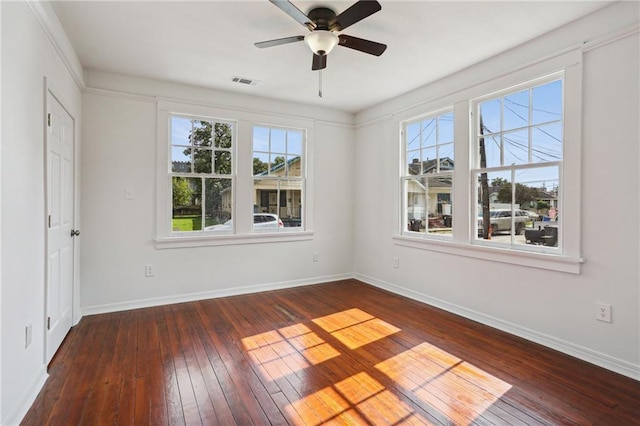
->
xmin=393 ymin=48 xmax=584 ymax=274
xmin=155 ymin=100 xmax=315 ymax=249
xmin=400 ymin=107 xmax=455 ymax=240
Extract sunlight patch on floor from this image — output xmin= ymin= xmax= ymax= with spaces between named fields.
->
xmin=375 ymin=342 xmax=512 ymax=424
xmin=312 ymin=308 xmax=401 ymax=349
xmin=241 ymin=322 xmax=341 ymax=381
xmin=288 ymin=372 xmax=433 ymax=426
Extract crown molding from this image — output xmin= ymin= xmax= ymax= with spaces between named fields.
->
xmin=25 ymin=0 xmax=85 ymax=90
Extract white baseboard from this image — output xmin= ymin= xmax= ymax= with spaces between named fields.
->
xmin=3 ymin=365 xmax=48 ymax=426
xmin=354 ymin=273 xmax=640 ymax=381
xmin=81 ymin=273 xmax=353 ymax=316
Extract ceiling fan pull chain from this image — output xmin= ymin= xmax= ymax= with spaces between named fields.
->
xmin=319 ymin=69 xmax=323 ymax=98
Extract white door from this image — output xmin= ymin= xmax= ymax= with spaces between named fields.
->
xmin=46 ymin=91 xmax=75 ymax=362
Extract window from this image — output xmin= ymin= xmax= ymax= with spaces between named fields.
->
xmin=170 ymin=115 xmax=234 ymax=233
xmin=473 ymin=76 xmax=562 ymax=249
xmin=252 ymin=126 xmax=305 ymax=230
xmin=401 ymin=110 xmax=454 ymax=237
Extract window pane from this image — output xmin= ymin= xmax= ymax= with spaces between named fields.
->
xmin=192 ymin=121 xmax=212 ymax=147
xmin=405 ymin=177 xmax=427 ymax=233
xmin=171 ymin=116 xmax=192 ymax=146
xmin=427 ymin=175 xmax=453 ymax=236
xmin=479 ymin=98 xmax=500 ymax=134
xmin=214 ymin=151 xmax=232 ymax=174
xmin=476 ymin=170 xmax=511 ymax=239
xmin=407 ymin=150 xmax=421 ymax=175
xmin=503 ymin=129 xmax=529 ymax=165
xmin=287 ymin=155 xmax=301 ymax=177
xmin=406 ymin=122 xmax=420 ymax=151
xmin=480 ymin=134 xmax=501 ymax=168
xmin=532 ymin=122 xmax=563 ymax=162
xmin=253 ymin=178 xmax=278 ymax=214
xmin=253 ymin=153 xmax=269 ymax=176
xmin=253 ymin=126 xmax=270 ymax=151
xmin=270 ymin=155 xmax=286 ymax=175
xmin=279 ymin=179 xmax=303 ymax=228
xmin=421 ymin=118 xmax=437 ymax=147
xmin=503 ymin=89 xmax=529 ymax=131
xmin=288 ymin=131 xmax=303 ymax=155
xmin=438 ymin=113 xmax=454 ymax=143
xmin=514 ymin=166 xmax=559 ymax=248
xmin=271 ymin=129 xmax=286 ymax=153
xmin=439 ymin=142 xmax=454 ymax=168
xmin=214 ymin=123 xmax=233 ymax=148
xmin=421 ymin=147 xmax=437 ymax=173
xmin=203 ymin=178 xmax=232 ymax=231
xmin=193 ymin=149 xmax=212 ymax=173
xmin=171 ymin=146 xmax=191 ymax=172
xmin=172 ymin=176 xmax=202 ymax=232
xmin=533 ymin=80 xmax=562 ymax=125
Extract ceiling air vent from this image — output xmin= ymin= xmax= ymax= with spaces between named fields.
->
xmin=232 ymin=76 xmax=261 ymax=86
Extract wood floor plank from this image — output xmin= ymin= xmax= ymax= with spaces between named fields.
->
xmin=22 ymin=279 xmax=640 ymax=426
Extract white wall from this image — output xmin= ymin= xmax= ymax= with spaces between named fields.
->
xmin=80 ymin=73 xmax=355 ymax=313
xmin=353 ymin=2 xmax=640 ymax=379
xmin=1 ymin=2 xmax=82 ymax=424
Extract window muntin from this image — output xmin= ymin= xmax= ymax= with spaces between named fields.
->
xmin=473 ymin=77 xmax=562 ymax=249
xmin=402 ymin=110 xmax=454 ymax=237
xmin=170 ymin=115 xmax=234 ymax=233
xmin=252 ymin=126 xmax=305 ymax=231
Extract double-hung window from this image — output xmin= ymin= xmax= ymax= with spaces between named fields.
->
xmin=472 ymin=75 xmax=563 ymax=250
xmin=252 ymin=126 xmax=305 ymax=231
xmin=401 ymin=110 xmax=454 ymax=237
xmin=170 ymin=115 xmax=234 ymax=233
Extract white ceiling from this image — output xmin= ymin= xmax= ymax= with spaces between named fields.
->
xmin=51 ymin=1 xmax=612 ymax=113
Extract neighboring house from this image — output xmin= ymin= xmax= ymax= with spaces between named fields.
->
xmin=254 ymin=157 xmax=302 ymax=223
xmin=407 ymin=157 xmax=453 ymax=221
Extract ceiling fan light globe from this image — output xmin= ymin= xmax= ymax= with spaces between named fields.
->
xmin=304 ymin=30 xmax=339 ymax=56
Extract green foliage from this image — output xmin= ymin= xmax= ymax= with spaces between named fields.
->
xmin=497 ymin=182 xmax=538 ymax=206
xmin=253 ymin=157 xmax=268 ymax=175
xmin=537 ymin=200 xmax=550 ymax=210
xmin=172 ymin=177 xmax=193 ymax=207
xmin=491 ymin=177 xmax=508 ymax=187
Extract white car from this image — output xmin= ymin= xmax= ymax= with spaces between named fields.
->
xmin=205 ymin=213 xmax=284 ymax=231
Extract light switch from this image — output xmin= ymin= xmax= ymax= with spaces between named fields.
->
xmin=125 ymin=186 xmax=134 ymax=200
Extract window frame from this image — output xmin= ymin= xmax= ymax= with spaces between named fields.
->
xmin=393 ymin=49 xmax=584 ymax=273
xmin=169 ymin=113 xmax=236 ymax=236
xmin=400 ymin=108 xmax=455 ymax=240
xmin=155 ymin=100 xmax=314 ymax=249
xmin=251 ymin=124 xmax=307 ymax=233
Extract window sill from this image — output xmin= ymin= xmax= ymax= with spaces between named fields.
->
xmin=392 ymin=235 xmax=584 ymax=274
xmin=155 ymin=230 xmax=315 ymax=249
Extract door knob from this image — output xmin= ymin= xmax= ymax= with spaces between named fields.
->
xmin=70 ymin=229 xmax=80 ymax=237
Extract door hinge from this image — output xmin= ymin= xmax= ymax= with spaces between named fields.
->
xmin=47 ymin=317 xmax=51 ymax=330
xmin=47 ymin=113 xmax=51 ymax=127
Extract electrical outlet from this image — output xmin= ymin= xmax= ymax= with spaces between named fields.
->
xmin=25 ymin=323 xmax=33 ymax=348
xmin=145 ymin=264 xmax=155 ymax=277
xmin=596 ymin=303 xmax=612 ymax=323
xmin=313 ymin=251 xmax=319 ymax=262
xmin=393 ymin=257 xmax=400 ymax=268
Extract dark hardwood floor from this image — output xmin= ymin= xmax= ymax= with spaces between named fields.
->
xmin=22 ymin=280 xmax=640 ymax=425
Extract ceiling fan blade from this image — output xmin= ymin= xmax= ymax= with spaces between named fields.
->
xmin=269 ymin=0 xmax=315 ymax=30
xmin=255 ymin=35 xmax=305 ymax=49
xmin=338 ymin=34 xmax=387 ymax=56
xmin=312 ymin=54 xmax=327 ymax=71
xmin=330 ymin=0 xmax=381 ymax=31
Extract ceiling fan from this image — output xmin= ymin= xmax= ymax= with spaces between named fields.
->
xmin=255 ymin=0 xmax=387 ymax=71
